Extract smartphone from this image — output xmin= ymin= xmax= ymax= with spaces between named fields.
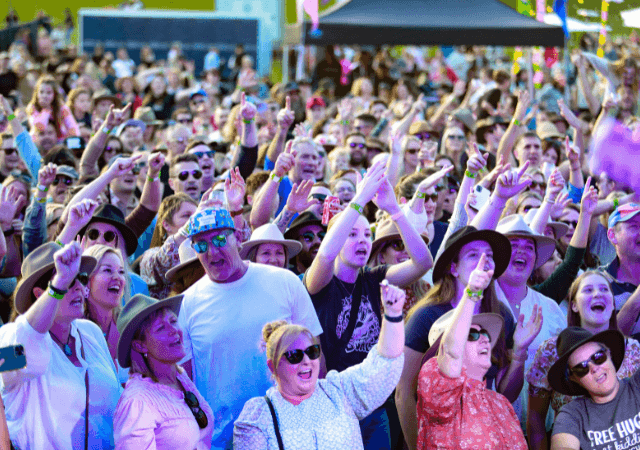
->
xmin=469 ymin=185 xmax=491 ymax=211
xmin=0 ymin=345 xmax=26 ymax=372
xmin=65 ymin=136 xmax=84 ymax=150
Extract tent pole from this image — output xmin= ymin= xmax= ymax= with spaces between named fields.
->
xmin=564 ymin=35 xmax=570 ymax=105
xmin=283 ymin=45 xmax=290 ymax=83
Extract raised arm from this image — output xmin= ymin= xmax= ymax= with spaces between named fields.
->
xmin=138 ymin=152 xmax=165 ymax=213
xmin=565 ymin=136 xmax=584 ymax=191
xmin=496 ymin=90 xmax=530 ymax=167
xmin=394 ymin=94 xmax=425 ymax=137
xmin=438 ymin=253 xmax=493 ymax=378
xmin=575 ymin=53 xmax=600 ymax=117
xmin=266 ymin=96 xmax=294 ymax=164
xmin=57 ymin=200 xmax=99 ymax=245
xmin=386 ymin=129 xmax=405 ymax=188
xmin=305 ymin=160 xmax=387 ymax=295
xmin=273 ymin=180 xmax=319 ymax=234
xmin=530 ymin=168 xmax=565 ymax=235
xmin=1 ymin=95 xmax=40 ymax=180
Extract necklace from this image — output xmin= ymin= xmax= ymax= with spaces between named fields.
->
xmin=50 ymin=330 xmax=73 ymax=356
xmin=103 ymin=318 xmax=113 ymax=339
xmin=336 ymin=276 xmax=358 ymax=299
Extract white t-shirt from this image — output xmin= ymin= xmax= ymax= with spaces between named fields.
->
xmin=496 ymin=283 xmax=566 ymax=432
xmin=0 ymin=316 xmax=122 ymax=450
xmin=178 ymin=262 xmax=323 ymax=450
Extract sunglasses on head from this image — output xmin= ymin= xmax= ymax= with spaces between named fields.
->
xmin=193 ymin=150 xmax=215 ymax=159
xmin=183 ymin=390 xmax=209 ymax=429
xmin=87 ymin=229 xmax=118 ymax=244
xmin=468 ymin=328 xmax=491 ymax=342
xmin=300 ymin=231 xmax=326 ymax=243
xmin=52 ymin=176 xmax=74 ymax=186
xmin=2 ymin=147 xmax=16 ymax=156
xmin=283 ymin=344 xmax=321 ymax=364
xmin=191 ymin=229 xmax=233 ymax=254
xmin=569 ymin=349 xmax=608 ymax=379
xmin=177 ymin=170 xmax=203 ymax=181
xmin=349 ymin=142 xmax=365 ymax=149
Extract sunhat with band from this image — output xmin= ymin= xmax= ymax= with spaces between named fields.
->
xmin=79 ymin=204 xmax=139 ymax=256
xmin=523 ymin=208 xmax=568 ymax=241
xmin=432 ymin=226 xmax=512 ymax=283
xmin=239 ymin=223 xmax=302 ymax=260
xmin=429 ymin=310 xmax=505 ymax=351
xmin=496 ymin=214 xmax=556 ymax=269
xmin=548 ymin=327 xmax=625 ymax=397
xmin=116 ymin=293 xmax=183 ymax=369
xmin=14 ymin=243 xmax=97 ymax=314
xmin=368 ymin=218 xmax=429 ymax=264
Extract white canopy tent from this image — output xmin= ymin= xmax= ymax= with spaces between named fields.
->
xmin=621 ymin=7 xmax=640 ymax=28
xmin=543 ymin=13 xmax=608 ymax=32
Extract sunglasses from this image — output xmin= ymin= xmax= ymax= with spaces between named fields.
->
xmin=405 ymin=148 xmax=419 ymax=155
xmin=468 ymin=328 xmax=491 ymax=342
xmin=300 ymin=231 xmax=326 ymax=243
xmin=193 ymin=150 xmax=215 ymax=159
xmin=132 ymin=162 xmax=146 ymax=175
xmin=74 ymin=272 xmax=89 ymax=286
xmin=183 ymin=391 xmax=209 ymax=429
xmin=561 ymin=220 xmax=578 ymax=228
xmin=10 ymin=171 xmax=33 ymax=185
xmin=447 ymin=135 xmax=466 ymax=141
xmin=178 ymin=118 xmax=192 ymax=124
xmin=529 ymin=181 xmax=547 ymax=190
xmin=310 ymin=193 xmax=327 ymax=202
xmin=104 ymin=146 xmax=121 ymax=153
xmin=177 ymin=170 xmax=203 ymax=181
xmin=283 ymin=344 xmax=321 ymax=364
xmin=414 ymin=132 xmax=435 ymax=141
xmin=386 ymin=241 xmax=405 ymax=252
xmin=422 ymin=192 xmax=438 ymax=202
xmin=349 ymin=142 xmax=366 ymax=149
xmin=191 ymin=229 xmax=233 ymax=254
xmin=2 ymin=148 xmax=16 ymax=155
xmin=569 ymin=349 xmax=608 ymax=379
xmin=87 ymin=229 xmax=118 ymax=244
xmin=52 ymin=176 xmax=74 ymax=186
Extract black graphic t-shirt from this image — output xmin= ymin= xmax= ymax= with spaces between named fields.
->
xmin=553 ymin=369 xmax=640 ymax=450
xmin=305 ymin=265 xmax=388 ymax=373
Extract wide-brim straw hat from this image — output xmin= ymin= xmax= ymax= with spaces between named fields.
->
xmin=523 ymin=208 xmax=568 ymax=241
xmin=369 ymin=218 xmax=429 ymax=263
xmin=428 ymin=310 xmax=504 ymax=351
xmin=15 ymin=243 xmax=97 ymax=314
xmin=239 ymin=223 xmax=302 ymax=260
xmin=165 ymin=239 xmax=205 ymax=283
xmin=496 ymin=214 xmax=556 ymax=269
xmin=116 ymin=293 xmax=183 ymax=368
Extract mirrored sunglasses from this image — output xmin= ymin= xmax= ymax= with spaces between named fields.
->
xmin=191 ymin=229 xmax=233 ymax=254
xmin=468 ymin=328 xmax=491 ymax=342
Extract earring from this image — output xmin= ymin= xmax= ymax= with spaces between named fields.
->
xmin=144 ymin=353 xmax=148 ymax=358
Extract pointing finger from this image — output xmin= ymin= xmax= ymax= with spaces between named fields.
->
xmin=285 ymin=96 xmax=291 ymax=111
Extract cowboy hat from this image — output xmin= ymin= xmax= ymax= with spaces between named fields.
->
xmin=429 ymin=310 xmax=505 ymax=351
xmin=283 ymin=211 xmax=325 ymax=240
xmin=165 ymin=239 xmax=205 ymax=283
xmin=496 ymin=214 xmax=556 ymax=269
xmin=239 ymin=223 xmax=302 ymax=260
xmin=432 ymin=226 xmax=512 ymax=283
xmin=523 ymin=208 xmax=569 ymax=241
xmin=548 ymin=327 xmax=625 ymax=396
xmin=116 ymin=294 xmax=183 ymax=368
xmin=14 ymin=243 xmax=97 ymax=314
xmin=79 ymin=204 xmax=139 ymax=256
xmin=369 ymin=218 xmax=429 ymax=264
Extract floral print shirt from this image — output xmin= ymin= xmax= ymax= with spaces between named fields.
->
xmin=527 ymin=336 xmax=640 ymax=415
xmin=417 ymin=358 xmax=527 ymax=450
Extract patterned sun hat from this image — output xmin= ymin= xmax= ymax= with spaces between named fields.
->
xmin=608 ymin=203 xmax=640 ymax=229
xmin=186 ymin=207 xmax=235 ymax=237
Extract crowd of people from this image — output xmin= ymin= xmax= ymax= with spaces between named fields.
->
xmin=0 ymin=12 xmax=640 ymax=449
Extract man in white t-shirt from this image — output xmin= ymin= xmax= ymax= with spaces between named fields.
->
xmin=178 ymin=207 xmax=322 ymax=450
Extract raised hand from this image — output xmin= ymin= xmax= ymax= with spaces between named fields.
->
xmin=147 ymin=152 xmax=165 ymax=179
xmin=464 ymin=185 xmax=479 ymax=222
xmin=107 ymin=154 xmax=143 ymax=179
xmin=68 ymin=199 xmax=99 ymax=231
xmin=0 ymin=185 xmax=23 ymax=230
xmin=514 ymin=90 xmax=531 ymax=122
xmin=373 ymin=178 xmax=400 ymax=214
xmin=224 ymin=167 xmax=246 ymax=212
xmin=239 ymin=92 xmax=257 ymax=122
xmin=479 ymin=162 xmax=508 ymax=189
xmin=105 ymin=103 xmax=132 ymax=129
xmin=337 ymin=98 xmax=354 ymax=121
xmin=38 ymin=163 xmax=58 ymax=188
xmin=418 ymin=140 xmax=438 ymax=169
xmin=512 ymin=304 xmax=544 ymax=359
xmin=354 ymin=159 xmax=387 ymax=206
xmin=453 ymin=80 xmax=466 ymax=97
xmin=565 ymin=136 xmax=580 ymax=169
xmin=274 ymin=140 xmax=296 ymax=178
xmin=550 ymin=191 xmax=571 ymax=220
xmin=388 ymin=129 xmax=405 ymax=155
xmin=466 ymin=142 xmax=489 ymax=176
xmin=276 ymin=96 xmax=295 ymax=131
xmin=285 ymin=180 xmax=318 ymax=213
xmin=466 ymin=253 xmax=494 ymax=294
xmin=293 ymin=123 xmax=310 ymax=138
xmin=580 ymin=176 xmax=598 ymax=217
xmin=545 ymin=168 xmax=565 ymax=201
xmin=416 ymin=165 xmax=454 ymax=193
xmin=494 ymin=161 xmax=532 ymax=200
xmin=52 ymin=241 xmax=83 ymax=290
xmin=411 ymin=93 xmax=427 ymax=114
xmin=380 ymin=279 xmax=406 ymax=318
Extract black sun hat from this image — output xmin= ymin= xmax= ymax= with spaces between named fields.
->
xmin=79 ymin=204 xmax=138 ymax=256
xmin=548 ymin=327 xmax=625 ymax=397
xmin=432 ymin=226 xmax=512 ymax=283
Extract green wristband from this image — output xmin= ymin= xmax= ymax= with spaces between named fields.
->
xmin=613 ymin=198 xmax=619 ymax=209
xmin=350 ymin=202 xmax=364 ymax=215
xmin=48 ymin=282 xmax=67 ymax=300
xmin=7 ymin=114 xmax=15 ymax=121
xmin=513 ymin=119 xmax=521 ymax=126
xmin=465 ymin=170 xmax=477 ymax=179
xmin=465 ymin=287 xmax=483 ymax=299
xmin=415 ymin=191 xmax=426 ymax=199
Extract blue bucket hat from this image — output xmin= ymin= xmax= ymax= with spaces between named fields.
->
xmin=186 ymin=208 xmax=235 ymax=237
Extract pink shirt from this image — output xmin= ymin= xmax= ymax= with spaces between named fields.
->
xmin=114 ymin=370 xmax=214 ymax=450
xmin=28 ymin=104 xmax=80 ymax=138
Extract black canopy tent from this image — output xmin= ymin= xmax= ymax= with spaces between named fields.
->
xmin=284 ymin=0 xmax=565 ymax=47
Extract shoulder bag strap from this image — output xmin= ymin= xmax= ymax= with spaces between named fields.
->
xmin=77 ymin=331 xmax=89 ymax=450
xmin=340 ymin=271 xmax=363 ymax=347
xmin=264 ymin=395 xmax=285 ymax=450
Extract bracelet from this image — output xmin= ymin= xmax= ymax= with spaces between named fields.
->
xmin=242 ymin=118 xmax=254 ymax=124
xmin=55 ymin=239 xmax=64 ymax=247
xmin=340 ymin=120 xmax=350 ymax=126
xmin=7 ymin=114 xmax=15 ymax=121
xmin=390 ymin=210 xmax=404 ymax=221
xmin=36 ymin=196 xmax=47 ymax=204
xmin=230 ymin=209 xmax=243 ymax=217
xmin=350 ymin=202 xmax=364 ymax=215
xmin=465 ymin=287 xmax=483 ymax=300
xmin=465 ymin=170 xmax=477 ymax=179
xmin=147 ymin=175 xmax=160 ymax=183
xmin=270 ymin=172 xmax=283 ymax=183
xmin=513 ymin=119 xmax=521 ymax=126
xmin=48 ymin=282 xmax=68 ymax=299
xmin=613 ymin=198 xmax=620 ymax=209
xmin=384 ymin=314 xmax=404 ymax=323
xmin=37 ymin=184 xmax=49 ymax=192
xmin=544 ymin=197 xmax=556 ymax=204
xmin=415 ymin=191 xmax=426 ymax=199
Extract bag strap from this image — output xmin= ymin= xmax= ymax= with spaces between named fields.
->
xmin=340 ymin=271 xmax=363 ymax=347
xmin=77 ymin=331 xmax=89 ymax=450
xmin=264 ymin=395 xmax=284 ymax=450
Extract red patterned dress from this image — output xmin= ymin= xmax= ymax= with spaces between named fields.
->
xmin=417 ymin=358 xmax=527 ymax=449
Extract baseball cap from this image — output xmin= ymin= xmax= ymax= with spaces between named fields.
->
xmin=306 ymin=96 xmax=326 ymax=109
xmin=608 ymin=203 xmax=640 ymax=229
xmin=190 ymin=89 xmax=208 ymax=100
xmin=186 ymin=208 xmax=235 ymax=237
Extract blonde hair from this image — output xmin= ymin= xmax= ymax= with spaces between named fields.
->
xmin=262 ymin=320 xmax=319 ymax=376
xmin=351 ymin=77 xmax=372 ymax=97
xmin=84 ymin=245 xmax=128 ymax=321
